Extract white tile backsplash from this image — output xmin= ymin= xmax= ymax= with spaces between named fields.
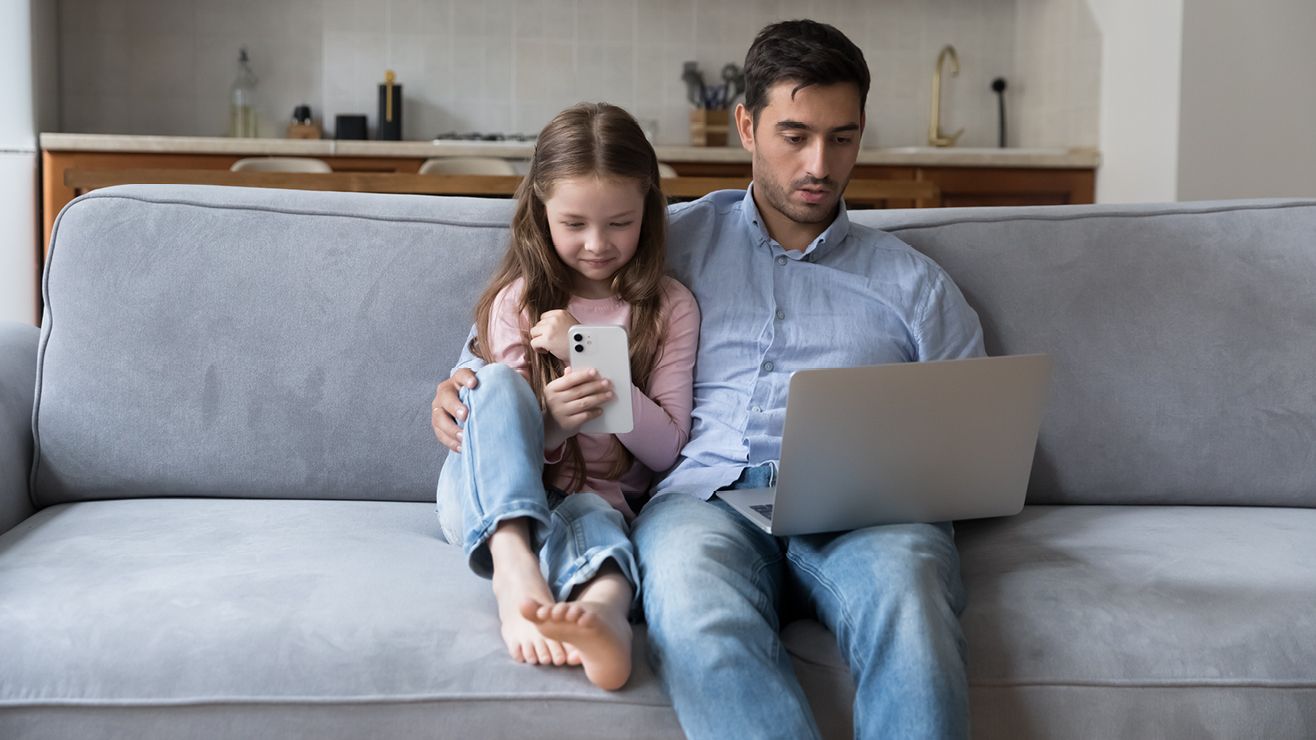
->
xmin=387 ymin=0 xmax=451 ymax=35
xmin=577 ymin=44 xmax=636 ymax=108
xmin=129 ymin=34 xmax=197 ymax=98
xmin=53 ymin=0 xmax=1100 ymax=148
xmin=577 ymin=0 xmax=634 ymax=43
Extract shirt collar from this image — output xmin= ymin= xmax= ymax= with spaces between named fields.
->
xmin=739 ymin=183 xmax=851 ymax=259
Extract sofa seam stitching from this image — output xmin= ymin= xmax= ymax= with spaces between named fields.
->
xmin=0 ymin=694 xmax=677 ymax=708
xmin=70 ymin=190 xmax=513 ymax=230
xmin=968 ymin=679 xmax=1316 ymax=689
xmin=880 ymin=199 xmax=1316 ymax=233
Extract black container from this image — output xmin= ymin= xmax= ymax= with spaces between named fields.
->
xmin=334 ymin=114 xmax=367 ymax=140
xmin=378 ymin=79 xmax=403 ymax=140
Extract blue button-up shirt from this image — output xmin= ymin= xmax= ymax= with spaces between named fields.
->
xmin=652 ymin=187 xmax=984 ymax=499
xmin=454 ymin=186 xmax=985 ymax=500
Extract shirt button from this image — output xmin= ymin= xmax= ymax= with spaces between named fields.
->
xmin=775 ymin=309 xmax=785 ymax=320
xmin=762 ymin=361 xmax=774 ymax=373
xmin=752 ymin=406 xmax=762 ymax=413
xmin=775 ymin=255 xmax=787 ymax=266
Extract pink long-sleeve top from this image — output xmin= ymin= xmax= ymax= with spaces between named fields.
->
xmin=486 ymin=276 xmax=700 ymax=519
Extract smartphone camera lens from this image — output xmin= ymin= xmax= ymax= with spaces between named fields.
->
xmin=574 ymin=344 xmax=584 ymax=353
xmin=573 ymin=333 xmax=583 ymax=342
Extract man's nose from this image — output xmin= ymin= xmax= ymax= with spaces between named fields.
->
xmin=805 ymin=139 xmax=829 ymax=181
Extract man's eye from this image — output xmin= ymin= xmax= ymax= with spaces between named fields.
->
xmin=784 ymin=135 xmax=804 ymax=145
xmin=835 ymin=137 xmax=853 ymax=145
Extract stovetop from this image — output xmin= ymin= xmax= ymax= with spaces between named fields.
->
xmin=433 ymin=131 xmax=537 ymax=142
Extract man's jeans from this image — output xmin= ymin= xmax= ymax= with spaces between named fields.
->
xmin=632 ymin=463 xmax=968 ymax=740
xmin=436 ymin=363 xmax=640 ymax=603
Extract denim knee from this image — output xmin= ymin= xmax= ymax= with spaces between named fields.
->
xmin=436 ymin=362 xmax=553 ymax=577
xmin=465 ymin=362 xmax=539 ymax=417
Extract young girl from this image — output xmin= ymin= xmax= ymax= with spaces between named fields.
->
xmin=435 ymin=103 xmax=699 ymax=691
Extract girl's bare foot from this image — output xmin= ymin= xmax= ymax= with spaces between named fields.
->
xmin=488 ymin=521 xmax=569 ymax=666
xmin=521 ymin=599 xmax=633 ymax=690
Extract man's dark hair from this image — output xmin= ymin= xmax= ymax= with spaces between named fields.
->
xmin=742 ymin=19 xmax=871 ymax=124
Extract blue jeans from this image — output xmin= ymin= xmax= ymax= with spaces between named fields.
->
xmin=435 ymin=363 xmax=640 ymax=604
xmin=632 ymin=463 xmax=968 ymax=740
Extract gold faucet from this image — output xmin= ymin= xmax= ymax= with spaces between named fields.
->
xmin=929 ymin=45 xmax=964 ymax=147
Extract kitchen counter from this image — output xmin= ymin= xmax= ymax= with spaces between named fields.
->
xmin=40 ymin=133 xmax=1101 ymax=169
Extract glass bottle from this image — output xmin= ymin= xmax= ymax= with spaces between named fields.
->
xmin=229 ymin=47 xmax=258 ymax=138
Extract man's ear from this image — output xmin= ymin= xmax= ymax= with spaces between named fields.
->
xmin=735 ymin=103 xmax=755 ymax=151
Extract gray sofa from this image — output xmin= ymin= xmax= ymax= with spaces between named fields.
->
xmin=2 ymin=184 xmax=1314 ymax=739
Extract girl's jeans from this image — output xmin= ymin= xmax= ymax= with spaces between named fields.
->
xmin=436 ymin=363 xmax=639 ymax=604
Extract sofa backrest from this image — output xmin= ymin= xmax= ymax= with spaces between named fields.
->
xmin=853 ymin=199 xmax=1316 ymax=507
xmin=33 ymin=185 xmax=512 ymax=506
xmin=34 ymin=187 xmax=1316 ymax=508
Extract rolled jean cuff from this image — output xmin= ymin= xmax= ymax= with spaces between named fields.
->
xmin=463 ymin=501 xmax=554 ymax=579
xmin=553 ymin=543 xmax=643 ymax=615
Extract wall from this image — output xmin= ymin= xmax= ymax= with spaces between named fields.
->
xmin=1177 ymin=0 xmax=1316 ymax=200
xmin=55 ymin=0 xmax=1101 ymax=150
xmin=1087 ymin=0 xmax=1183 ymax=203
xmin=1013 ymin=0 xmax=1100 ymax=148
xmin=0 ymin=0 xmax=55 ymax=325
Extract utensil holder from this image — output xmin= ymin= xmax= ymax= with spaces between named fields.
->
xmin=689 ymin=109 xmax=730 ymax=147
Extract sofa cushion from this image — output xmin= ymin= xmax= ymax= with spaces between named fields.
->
xmin=34 ymin=185 xmax=514 ymax=506
xmin=0 ymin=498 xmax=683 ymax=739
xmin=853 ymin=199 xmax=1316 ymax=506
xmin=781 ymin=505 xmax=1316 ymax=739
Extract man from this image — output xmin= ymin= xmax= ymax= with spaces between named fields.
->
xmin=433 ymin=20 xmax=982 ymax=739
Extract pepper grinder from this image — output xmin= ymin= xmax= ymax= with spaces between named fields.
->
xmin=378 ymin=70 xmax=403 ymax=140
xmin=286 ymin=104 xmax=322 ymax=139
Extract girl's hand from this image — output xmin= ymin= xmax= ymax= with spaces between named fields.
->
xmin=543 ymin=367 xmax=614 ymax=449
xmin=529 ymin=309 xmax=579 ymax=361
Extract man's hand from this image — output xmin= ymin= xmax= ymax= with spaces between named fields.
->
xmin=528 ymin=309 xmax=579 ymax=362
xmin=543 ymin=367 xmax=613 ymax=451
xmin=432 ymin=368 xmax=478 ymax=453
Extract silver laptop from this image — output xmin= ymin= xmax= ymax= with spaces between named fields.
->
xmin=716 ymin=354 xmax=1052 ymax=535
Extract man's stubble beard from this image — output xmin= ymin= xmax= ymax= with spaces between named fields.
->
xmin=752 ymin=151 xmax=844 ymax=227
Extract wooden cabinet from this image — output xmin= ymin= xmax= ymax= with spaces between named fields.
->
xmin=912 ymin=167 xmax=1095 ymax=207
xmin=670 ymin=161 xmax=1095 ymax=209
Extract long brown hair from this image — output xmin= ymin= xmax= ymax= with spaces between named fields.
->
xmin=471 ymin=102 xmax=669 ymax=493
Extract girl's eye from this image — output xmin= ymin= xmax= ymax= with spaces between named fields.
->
xmin=563 ymin=222 xmax=584 ymax=229
xmin=610 ymin=221 xmax=634 ymax=228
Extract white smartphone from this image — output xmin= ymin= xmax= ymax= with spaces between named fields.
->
xmin=568 ymin=324 xmax=634 ymax=434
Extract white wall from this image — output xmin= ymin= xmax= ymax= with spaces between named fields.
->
xmin=1087 ymin=0 xmax=1184 ymax=203
xmin=1013 ymin=0 xmax=1102 ymax=149
xmin=0 ymin=0 xmax=36 ymax=149
xmin=1177 ymin=0 xmax=1316 ymax=200
xmin=0 ymin=0 xmax=45 ymax=325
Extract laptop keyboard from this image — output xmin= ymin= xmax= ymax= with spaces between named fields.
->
xmin=751 ymin=504 xmax=774 ymax=519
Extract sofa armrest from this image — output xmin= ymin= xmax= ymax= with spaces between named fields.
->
xmin=0 ymin=320 xmax=39 ymax=535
